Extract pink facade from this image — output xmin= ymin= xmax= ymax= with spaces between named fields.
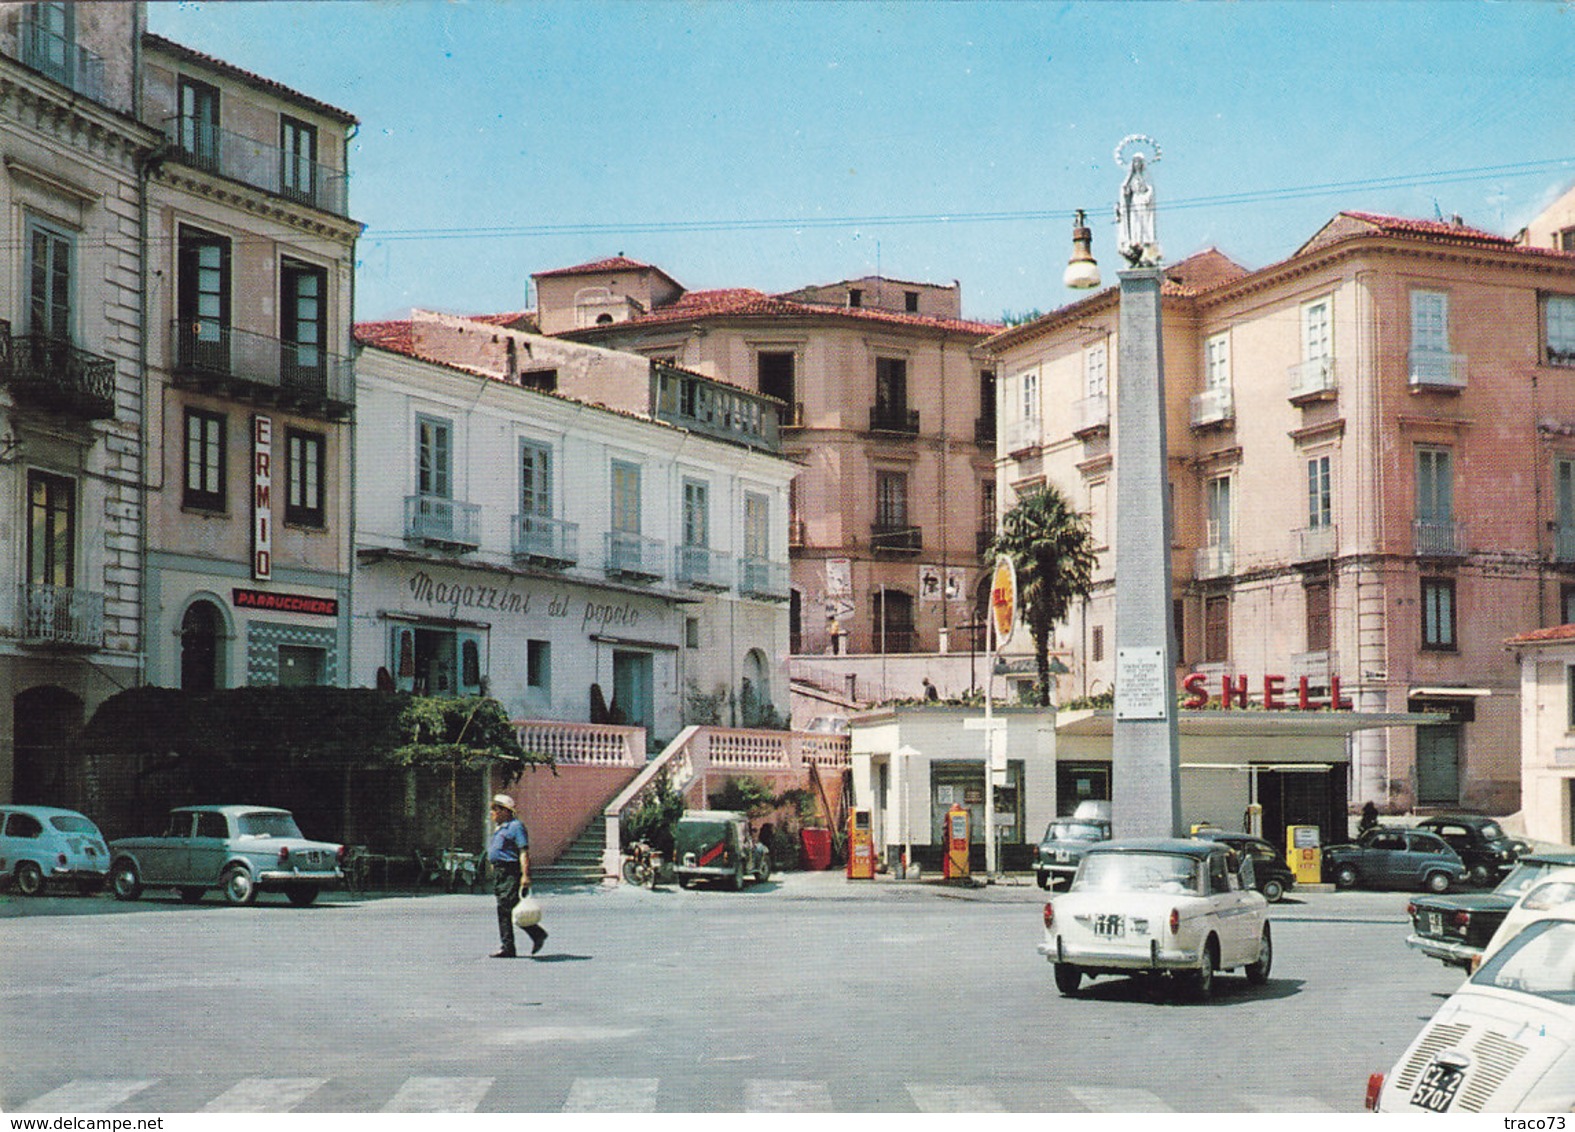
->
xmin=988 ymin=214 xmax=1575 ymax=815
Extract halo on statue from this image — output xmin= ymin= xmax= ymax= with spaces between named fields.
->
xmin=1114 ymin=134 xmax=1162 ymax=169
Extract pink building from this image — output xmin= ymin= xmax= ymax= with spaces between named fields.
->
xmin=987 ymin=212 xmax=1575 ymax=816
xmin=514 ymin=260 xmax=1002 ymax=668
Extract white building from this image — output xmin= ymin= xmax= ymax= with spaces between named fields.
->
xmin=352 ymin=314 xmax=795 ymax=746
xmin=1508 ymin=625 xmax=1575 ymax=846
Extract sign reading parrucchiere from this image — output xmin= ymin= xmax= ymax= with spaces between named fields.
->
xmin=233 ymin=588 xmax=339 ymax=617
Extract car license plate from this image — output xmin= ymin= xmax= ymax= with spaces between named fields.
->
xmin=1054 ymin=851 xmax=1068 ymax=863
xmin=1093 ymin=913 xmax=1124 ymax=938
xmin=1427 ymin=912 xmax=1442 ymax=934
xmin=1410 ymin=1061 xmax=1464 ymax=1113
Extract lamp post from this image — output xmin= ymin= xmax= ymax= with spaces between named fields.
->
xmin=1063 ymin=136 xmax=1182 ymax=838
xmin=896 ymin=743 xmax=919 ymax=878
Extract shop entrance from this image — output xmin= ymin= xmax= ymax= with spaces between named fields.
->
xmin=1257 ymin=766 xmax=1347 ymax=852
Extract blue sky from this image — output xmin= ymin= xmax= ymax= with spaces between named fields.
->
xmin=149 ymin=1 xmax=1575 ymax=323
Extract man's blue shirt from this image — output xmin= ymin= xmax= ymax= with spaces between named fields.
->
xmin=488 ymin=818 xmax=529 ymax=864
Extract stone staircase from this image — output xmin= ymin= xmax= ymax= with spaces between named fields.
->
xmin=536 ymin=818 xmax=607 ymax=886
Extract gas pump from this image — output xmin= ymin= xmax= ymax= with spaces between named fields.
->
xmin=846 ymin=808 xmax=876 ymax=880
xmin=1287 ymin=824 xmax=1322 ymax=886
xmin=942 ymin=802 xmax=971 ymax=879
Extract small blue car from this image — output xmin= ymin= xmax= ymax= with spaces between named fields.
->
xmin=0 ymin=805 xmax=111 ymax=895
xmin=1324 ymin=827 xmax=1468 ymax=893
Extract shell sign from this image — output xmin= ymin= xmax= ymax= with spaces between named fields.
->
xmin=989 ymin=555 xmax=1018 ymax=646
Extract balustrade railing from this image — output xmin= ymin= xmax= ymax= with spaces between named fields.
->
xmin=600 ymin=724 xmax=851 ymax=880
xmin=738 ymin=557 xmax=789 ymax=600
xmin=605 ymin=531 xmax=665 ymax=580
xmin=512 ymin=720 xmax=644 ymax=766
xmin=1409 ymin=349 xmax=1468 ymax=390
xmin=676 ymin=545 xmax=732 ymax=591
xmin=1288 ymin=356 xmax=1337 ymax=400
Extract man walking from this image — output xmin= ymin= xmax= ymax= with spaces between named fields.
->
xmin=487 ymin=793 xmax=547 ymax=958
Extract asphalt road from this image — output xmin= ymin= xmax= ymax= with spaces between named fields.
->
xmin=0 ymin=872 xmax=1463 ymax=1113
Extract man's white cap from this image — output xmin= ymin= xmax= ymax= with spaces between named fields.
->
xmin=491 ymin=793 xmax=516 ymax=812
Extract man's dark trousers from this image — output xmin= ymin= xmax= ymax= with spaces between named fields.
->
xmin=492 ymin=863 xmax=546 ymax=955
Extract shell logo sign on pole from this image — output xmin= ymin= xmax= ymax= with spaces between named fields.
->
xmin=989 ymin=555 xmax=1017 ymax=649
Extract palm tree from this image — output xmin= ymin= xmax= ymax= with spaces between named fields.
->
xmin=991 ymin=484 xmax=1097 ymax=706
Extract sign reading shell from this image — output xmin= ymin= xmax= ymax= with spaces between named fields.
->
xmin=989 ymin=555 xmax=1018 ymax=646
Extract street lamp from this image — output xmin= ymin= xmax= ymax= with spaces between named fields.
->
xmin=1063 ymin=136 xmax=1182 ymax=838
xmin=896 ymin=743 xmax=919 ymax=878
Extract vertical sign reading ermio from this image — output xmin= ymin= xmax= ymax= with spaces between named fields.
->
xmin=253 ymin=414 xmax=272 ymax=579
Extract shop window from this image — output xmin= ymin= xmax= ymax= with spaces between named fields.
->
xmin=390 ymin=624 xmax=484 ymax=696
xmin=278 ymin=645 xmax=326 ymax=687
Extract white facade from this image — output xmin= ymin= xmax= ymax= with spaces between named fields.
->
xmin=1510 ymin=627 xmax=1575 ymax=846
xmin=352 ymin=340 xmax=795 ymax=746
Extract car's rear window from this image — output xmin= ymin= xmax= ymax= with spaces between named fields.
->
xmin=1046 ymin=822 xmax=1106 ymax=842
xmin=236 ymin=812 xmax=304 ymax=838
xmin=49 ymin=815 xmax=99 ymax=834
xmin=1471 ymin=919 xmax=1575 ymax=1004
xmin=1074 ymin=852 xmax=1201 ymax=894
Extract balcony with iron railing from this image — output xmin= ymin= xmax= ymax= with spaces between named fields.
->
xmin=170 ymin=320 xmax=353 ymax=419
xmin=1294 ymin=523 xmax=1338 ymax=562
xmin=512 ymin=514 xmax=578 ymax=569
xmin=18 ymin=11 xmax=105 ymax=101
xmin=1004 ymin=416 xmax=1041 ymax=454
xmin=738 ymin=558 xmax=790 ymax=602
xmin=869 ymin=405 xmax=920 ymax=435
xmin=1072 ymin=393 xmax=1110 ymax=436
xmin=676 ymin=545 xmax=732 ymax=592
xmin=1414 ymin=518 xmax=1466 ymax=558
xmin=405 ymin=495 xmax=481 ymax=551
xmin=605 ymin=531 xmax=665 ymax=582
xmin=18 ymin=584 xmax=104 ymax=649
xmin=870 ymin=524 xmax=922 ymax=554
xmin=1556 ymin=524 xmax=1575 ymax=562
xmin=1195 ymin=544 xmax=1234 ymax=580
xmin=788 ymin=519 xmax=806 ymax=548
xmin=3 ymin=327 xmax=116 ymax=420
xmin=1190 ymin=386 xmax=1234 ymax=429
xmin=1288 ymin=356 xmax=1338 ymax=403
xmin=163 ymin=117 xmax=350 ymax=217
xmin=1408 ymin=349 xmax=1467 ymax=392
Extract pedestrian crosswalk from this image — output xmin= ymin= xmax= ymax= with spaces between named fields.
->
xmin=7 ymin=1075 xmax=1341 ymax=1113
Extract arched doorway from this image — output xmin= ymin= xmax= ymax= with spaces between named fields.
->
xmin=13 ymin=686 xmax=84 ymax=804
xmin=740 ymin=648 xmax=772 ymax=725
xmin=180 ymin=599 xmax=225 ymax=691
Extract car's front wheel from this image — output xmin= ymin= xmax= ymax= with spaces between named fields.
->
xmin=1261 ymin=877 xmax=1285 ymax=903
xmin=286 ymin=886 xmax=318 ymax=906
xmin=754 ymin=849 xmax=772 ymax=884
xmin=1053 ymin=963 xmax=1082 ymax=995
xmin=110 ymin=860 xmax=142 ymax=901
xmin=1425 ymin=870 xmax=1452 ymax=895
xmin=1334 ymin=863 xmax=1359 ymax=889
xmin=1468 ymin=864 xmax=1491 ymax=887
xmin=14 ymin=861 xmax=45 ymax=897
xmin=1246 ymin=925 xmax=1273 ymax=985
xmin=221 ymin=866 xmax=257 ymax=906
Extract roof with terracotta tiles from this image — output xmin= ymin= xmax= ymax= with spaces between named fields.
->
xmin=464 ymin=310 xmax=538 ymax=331
xmin=353 ymin=320 xmax=415 ymax=355
xmin=1506 ymin=624 xmax=1575 ymax=645
xmin=1295 ymin=210 xmax=1521 ymax=258
xmin=143 ymin=33 xmax=357 ymax=124
xmin=565 ymin=285 xmax=1001 ymax=338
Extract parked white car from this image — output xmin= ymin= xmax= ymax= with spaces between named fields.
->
xmin=0 ymin=805 xmax=110 ymax=895
xmin=1367 ymin=908 xmax=1575 ymax=1113
xmin=1036 ymin=838 xmax=1272 ymax=1000
xmin=1476 ymin=866 xmax=1575 ymax=967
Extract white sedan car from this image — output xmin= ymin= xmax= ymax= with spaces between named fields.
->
xmin=1037 ymin=838 xmax=1272 ymax=999
xmin=1475 ymin=866 xmax=1575 ymax=967
xmin=1368 ymin=908 xmax=1575 ymax=1113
